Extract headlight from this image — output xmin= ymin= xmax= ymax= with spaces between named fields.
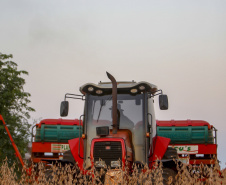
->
xmin=139 ymin=85 xmax=145 ymax=91
xmin=88 ymin=86 xmax=94 ymax=92
xmin=111 ymin=161 xmax=121 ymax=168
xmin=96 ymin=90 xmax=103 ymax=95
xmin=130 ymin=88 xmax=138 ymax=93
xmin=95 ymin=160 xmax=106 ymax=168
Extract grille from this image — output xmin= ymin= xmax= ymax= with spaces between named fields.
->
xmin=93 ymin=141 xmax=122 ymax=168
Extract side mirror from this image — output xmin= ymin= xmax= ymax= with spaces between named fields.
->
xmin=159 ymin=95 xmax=168 ymax=110
xmin=60 ymin=101 xmax=69 ymax=117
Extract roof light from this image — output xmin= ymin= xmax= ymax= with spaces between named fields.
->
xmin=88 ymin=86 xmax=94 ymax=92
xmin=139 ymin=85 xmax=145 ymax=91
xmin=130 ymin=89 xmax=138 ymax=93
xmin=96 ymin=90 xmax=103 ymax=95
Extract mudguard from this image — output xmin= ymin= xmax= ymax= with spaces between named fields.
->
xmin=149 ymin=136 xmax=170 ymax=168
xmin=68 ymin=138 xmax=84 ymax=170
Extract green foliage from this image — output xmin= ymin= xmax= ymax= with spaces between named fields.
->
xmin=0 ymin=52 xmax=35 ymax=167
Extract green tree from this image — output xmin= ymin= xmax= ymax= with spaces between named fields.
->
xmin=0 ymin=52 xmax=35 ymax=167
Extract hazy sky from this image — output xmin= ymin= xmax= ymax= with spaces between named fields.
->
xmin=1 ymin=0 xmax=226 ymax=168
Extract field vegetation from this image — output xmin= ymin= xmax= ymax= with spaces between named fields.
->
xmin=0 ymin=158 xmax=225 ymax=185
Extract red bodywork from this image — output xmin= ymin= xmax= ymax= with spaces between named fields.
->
xmin=31 ymin=142 xmax=69 ymax=163
xmin=156 ymin=119 xmax=212 ymax=129
xmin=37 ymin=118 xmax=82 ymax=128
xmin=149 ymin=136 xmax=171 ymax=168
xmin=68 ymin=130 xmax=130 ymax=171
xmin=68 ymin=134 xmax=171 ymax=171
xmin=169 ymin=144 xmax=217 ymax=165
xmin=68 ymin=138 xmax=84 ymax=170
xmin=90 ymin=138 xmax=126 ymax=170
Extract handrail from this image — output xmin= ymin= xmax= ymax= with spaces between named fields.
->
xmin=78 ymin=115 xmax=84 ymax=159
xmin=213 ymin=126 xmax=217 ymax=144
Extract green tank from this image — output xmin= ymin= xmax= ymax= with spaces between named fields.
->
xmin=157 ymin=126 xmax=214 ymax=144
xmin=35 ymin=125 xmax=83 ymax=142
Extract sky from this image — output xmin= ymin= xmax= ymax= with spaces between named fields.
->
xmin=0 ymin=0 xmax=226 ymax=168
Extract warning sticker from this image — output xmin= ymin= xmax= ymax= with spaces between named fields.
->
xmin=51 ymin=144 xmax=70 ymax=153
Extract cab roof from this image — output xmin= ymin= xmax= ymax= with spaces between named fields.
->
xmin=79 ymin=81 xmax=158 ymax=95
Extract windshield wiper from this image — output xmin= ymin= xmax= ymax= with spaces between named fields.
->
xmin=96 ymin=96 xmax=112 ymax=123
xmin=97 ymin=99 xmax=104 ymax=123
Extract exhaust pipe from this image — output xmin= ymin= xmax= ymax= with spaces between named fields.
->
xmin=106 ymin=72 xmax=118 ymax=134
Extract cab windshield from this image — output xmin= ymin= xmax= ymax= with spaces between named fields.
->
xmin=85 ymin=94 xmax=145 ymax=165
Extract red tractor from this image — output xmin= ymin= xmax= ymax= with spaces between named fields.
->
xmin=58 ymin=72 xmax=178 ymax=183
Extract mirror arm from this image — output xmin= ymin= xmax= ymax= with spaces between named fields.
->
xmin=64 ymin=93 xmax=85 ymax=101
xmin=148 ymin=89 xmax=163 ymax=98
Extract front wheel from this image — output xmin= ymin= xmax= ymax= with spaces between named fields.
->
xmin=45 ymin=169 xmax=54 ymax=182
xmin=162 ymin=167 xmax=177 ymax=185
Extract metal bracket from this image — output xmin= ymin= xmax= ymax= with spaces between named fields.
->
xmin=148 ymin=89 xmax=163 ymax=98
xmin=64 ymin=93 xmax=85 ymax=101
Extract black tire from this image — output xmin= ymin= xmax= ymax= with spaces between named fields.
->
xmin=162 ymin=147 xmax=178 ymax=160
xmin=62 ymin=150 xmax=76 ymax=165
xmin=162 ymin=168 xmax=177 ymax=185
xmin=45 ymin=164 xmax=80 ymax=184
xmin=44 ymin=150 xmax=80 ymax=183
xmin=134 ymin=161 xmax=145 ymax=173
xmin=45 ymin=169 xmax=55 ymax=182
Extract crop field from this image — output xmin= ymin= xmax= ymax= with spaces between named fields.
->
xmin=0 ymin=158 xmax=225 ymax=185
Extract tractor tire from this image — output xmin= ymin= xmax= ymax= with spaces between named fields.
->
xmin=45 ymin=169 xmax=55 ymax=182
xmin=162 ymin=167 xmax=177 ymax=185
xmin=62 ymin=150 xmax=76 ymax=165
xmin=44 ymin=150 xmax=79 ymax=183
xmin=45 ymin=165 xmax=80 ymax=184
xmin=162 ymin=147 xmax=178 ymax=160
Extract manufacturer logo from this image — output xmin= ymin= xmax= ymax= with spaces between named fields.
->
xmin=51 ymin=144 xmax=70 ymax=153
xmin=169 ymin=145 xmax=198 ymax=154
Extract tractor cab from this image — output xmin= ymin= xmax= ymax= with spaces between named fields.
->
xmin=60 ymin=72 xmax=169 ymax=170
